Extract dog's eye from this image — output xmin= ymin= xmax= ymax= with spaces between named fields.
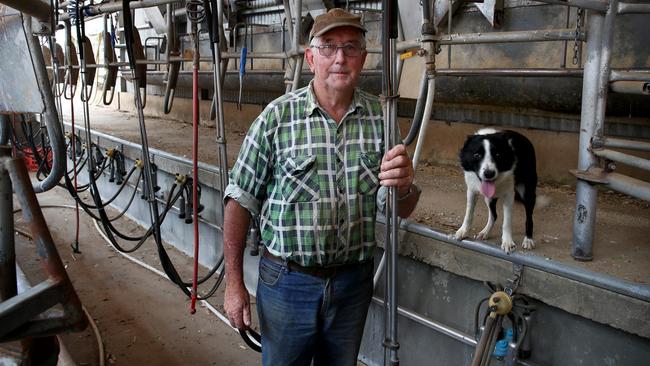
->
xmin=473 ymin=153 xmax=482 ymax=159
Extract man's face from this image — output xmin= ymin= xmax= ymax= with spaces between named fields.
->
xmin=305 ymin=27 xmax=367 ymax=94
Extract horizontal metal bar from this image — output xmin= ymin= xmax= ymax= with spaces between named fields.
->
xmin=605 ymin=171 xmax=650 ymax=202
xmin=0 ymin=279 xmax=62 ymax=340
xmin=532 ymin=0 xmax=608 ymax=12
xmin=618 ymin=2 xmax=650 ymax=14
xmin=593 ymin=149 xmax=650 ymax=171
xmin=58 ymin=0 xmax=181 ymax=20
xmin=1 ymin=0 xmax=51 ymax=21
xmin=434 ymin=68 xmax=584 ymax=77
xmin=610 ymin=70 xmax=650 ymax=82
xmin=391 ymin=218 xmax=650 ymax=303
xmin=436 ymin=28 xmax=583 ymax=45
xmin=601 ymin=137 xmax=650 ymax=152
xmin=372 ymin=296 xmax=477 ymax=346
xmin=610 ymin=81 xmax=650 ymax=95
xmin=222 ymin=51 xmax=290 ymax=60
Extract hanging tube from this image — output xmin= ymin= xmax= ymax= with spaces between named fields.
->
xmin=24 ymin=16 xmax=66 ymax=193
xmin=0 ymin=115 xmax=9 ymax=145
xmin=411 ymin=78 xmax=435 ymax=171
xmin=163 ymin=4 xmax=180 ymax=114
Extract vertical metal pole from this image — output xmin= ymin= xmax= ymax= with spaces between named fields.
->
xmin=572 ymin=2 xmax=616 ymax=261
xmin=282 ymin=0 xmax=294 ymax=93
xmin=0 ymin=146 xmax=17 ymax=302
xmin=210 ymin=0 xmax=229 ymax=212
xmin=290 ymin=0 xmax=303 ymax=92
xmin=382 ymin=0 xmax=400 ymax=364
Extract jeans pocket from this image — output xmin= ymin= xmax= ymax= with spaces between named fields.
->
xmin=259 ymin=257 xmax=283 ymax=287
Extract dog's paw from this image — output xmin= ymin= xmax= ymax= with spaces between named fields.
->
xmin=501 ymin=238 xmax=516 ymax=254
xmin=452 ymin=227 xmax=468 ymax=241
xmin=522 ymin=237 xmax=535 ymax=250
xmin=475 ymin=230 xmax=490 ymax=241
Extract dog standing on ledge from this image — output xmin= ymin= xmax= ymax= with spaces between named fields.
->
xmin=452 ymin=128 xmax=538 ymax=253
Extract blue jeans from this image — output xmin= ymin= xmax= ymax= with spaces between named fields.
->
xmin=256 ymin=256 xmax=374 ymax=366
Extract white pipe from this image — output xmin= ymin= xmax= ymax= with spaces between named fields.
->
xmin=412 ymin=77 xmax=436 ymax=172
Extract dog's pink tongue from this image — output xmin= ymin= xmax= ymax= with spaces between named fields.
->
xmin=481 ymin=181 xmax=496 ymax=198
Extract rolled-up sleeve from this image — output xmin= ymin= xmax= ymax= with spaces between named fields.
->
xmin=223 ymin=106 xmax=275 ymax=217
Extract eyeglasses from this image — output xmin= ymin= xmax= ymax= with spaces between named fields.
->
xmin=311 ymin=43 xmax=365 ymax=57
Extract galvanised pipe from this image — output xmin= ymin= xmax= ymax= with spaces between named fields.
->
xmin=605 ymin=171 xmax=650 ymax=202
xmin=290 ymin=0 xmax=303 ymax=92
xmin=609 ymin=80 xmax=650 ymax=95
xmin=0 ymin=146 xmax=16 ymax=302
xmin=434 ymin=68 xmax=584 ymax=77
xmin=592 ymin=149 xmax=650 ymax=171
xmin=394 ymin=217 xmax=650 ymax=303
xmin=574 ymin=0 xmax=618 ymax=260
xmin=58 ymin=0 xmax=181 ymax=20
xmin=24 ymin=16 xmax=66 ymax=193
xmin=571 ymin=9 xmax=605 ymax=262
xmin=533 ymin=0 xmax=608 ymax=12
xmin=371 ymin=295 xmax=477 ymax=347
xmin=1 ymin=0 xmax=50 ymax=21
xmin=282 ymin=0 xmax=294 ymax=94
xmin=435 ymin=28 xmax=584 ymax=45
xmin=609 ymin=70 xmax=650 ymax=82
xmin=601 ymin=137 xmax=650 ymax=152
xmin=618 ymin=2 xmax=650 ymax=14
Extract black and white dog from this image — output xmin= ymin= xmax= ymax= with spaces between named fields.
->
xmin=452 ymin=128 xmax=538 ymax=253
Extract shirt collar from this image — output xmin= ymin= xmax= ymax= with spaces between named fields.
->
xmin=305 ymin=80 xmax=365 ymax=119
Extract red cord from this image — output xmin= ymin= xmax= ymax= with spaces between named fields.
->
xmin=190 ymin=57 xmax=200 ymax=314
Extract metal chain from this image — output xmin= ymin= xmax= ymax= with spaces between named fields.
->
xmin=573 ymin=7 xmax=584 ymax=66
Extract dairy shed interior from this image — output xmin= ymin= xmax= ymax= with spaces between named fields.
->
xmin=1 ymin=0 xmax=649 ymax=365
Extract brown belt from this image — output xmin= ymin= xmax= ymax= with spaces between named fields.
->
xmin=262 ymin=250 xmax=358 ymax=279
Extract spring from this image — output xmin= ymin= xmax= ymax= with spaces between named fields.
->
xmin=185 ymin=0 xmax=206 ymax=24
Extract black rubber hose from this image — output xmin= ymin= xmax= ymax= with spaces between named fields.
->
xmin=0 ymin=115 xmax=9 ymax=145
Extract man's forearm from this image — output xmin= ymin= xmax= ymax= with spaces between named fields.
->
xmin=223 ymin=199 xmax=252 ymax=287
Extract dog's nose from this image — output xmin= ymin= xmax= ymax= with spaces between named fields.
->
xmin=483 ymin=169 xmax=496 ymax=180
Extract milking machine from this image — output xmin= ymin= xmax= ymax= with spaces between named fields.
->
xmin=471 ymin=266 xmax=535 ymax=366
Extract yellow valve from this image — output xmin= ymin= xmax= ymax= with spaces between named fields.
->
xmin=175 ymin=173 xmax=187 ymax=185
xmin=106 ymin=148 xmax=115 ymax=157
xmin=400 ymin=50 xmax=415 ymax=60
xmin=488 ymin=291 xmax=512 ymax=317
xmin=134 ymin=159 xmax=144 ymax=169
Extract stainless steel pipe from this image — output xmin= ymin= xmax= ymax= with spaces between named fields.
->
xmin=592 ymin=149 xmax=650 ymax=171
xmin=601 ymin=137 xmax=650 ymax=152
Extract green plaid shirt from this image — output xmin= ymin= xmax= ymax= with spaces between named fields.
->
xmin=224 ymin=82 xmax=385 ymax=267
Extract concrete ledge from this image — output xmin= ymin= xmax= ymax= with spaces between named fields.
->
xmin=395 ymin=227 xmax=650 ymax=339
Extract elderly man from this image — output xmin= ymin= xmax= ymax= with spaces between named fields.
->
xmin=223 ymin=8 xmax=420 ymax=366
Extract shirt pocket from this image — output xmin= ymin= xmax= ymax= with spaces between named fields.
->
xmin=358 ymin=152 xmax=381 ymax=195
xmin=279 ymin=154 xmax=320 ymax=202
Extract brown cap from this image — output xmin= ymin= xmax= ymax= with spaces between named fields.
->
xmin=309 ymin=8 xmax=366 ymax=40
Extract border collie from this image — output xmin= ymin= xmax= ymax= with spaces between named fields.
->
xmin=452 ymin=128 xmax=537 ymax=253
